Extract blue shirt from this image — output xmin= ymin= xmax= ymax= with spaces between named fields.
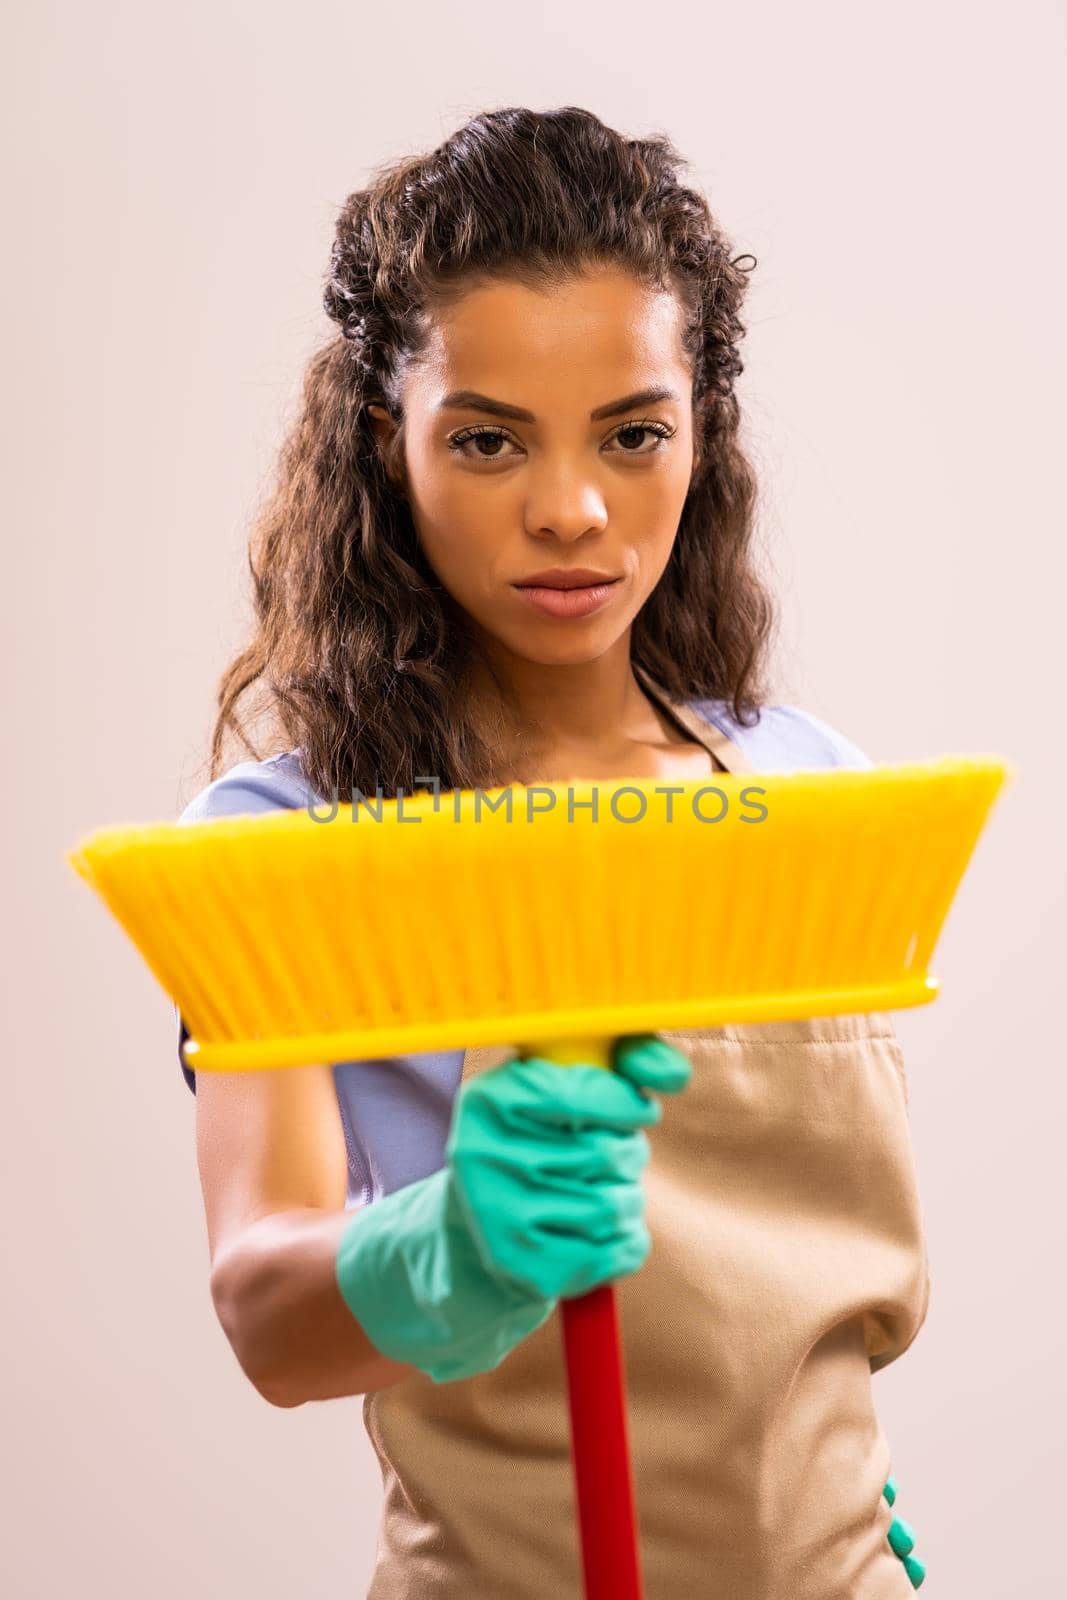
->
xmin=175 ymin=695 xmax=871 ymax=1211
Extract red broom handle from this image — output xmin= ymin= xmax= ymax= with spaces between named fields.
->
xmin=560 ymin=1283 xmax=644 ymax=1600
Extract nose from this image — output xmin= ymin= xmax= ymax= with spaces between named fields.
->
xmin=524 ymin=468 xmax=608 ymax=542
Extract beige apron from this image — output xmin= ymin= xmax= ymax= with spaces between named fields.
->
xmin=362 ymin=673 xmax=931 ymax=1598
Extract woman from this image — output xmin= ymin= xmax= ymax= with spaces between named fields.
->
xmin=179 ymin=105 xmax=928 ymax=1596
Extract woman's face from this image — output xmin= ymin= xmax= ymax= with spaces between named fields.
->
xmin=368 ymin=265 xmax=697 ymax=672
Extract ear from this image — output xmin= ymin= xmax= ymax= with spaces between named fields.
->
xmin=365 ymin=403 xmax=407 ymax=498
xmin=366 ymin=402 xmax=396 ymax=453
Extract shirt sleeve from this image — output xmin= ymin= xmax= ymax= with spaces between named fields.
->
xmin=773 ymin=705 xmax=874 ymax=770
xmin=175 ymin=755 xmax=309 ymax=1096
xmin=690 ymin=697 xmax=874 ymax=773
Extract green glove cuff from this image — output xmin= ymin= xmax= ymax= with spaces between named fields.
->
xmin=335 ymin=1168 xmax=555 ymax=1385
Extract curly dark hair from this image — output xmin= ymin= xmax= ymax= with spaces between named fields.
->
xmin=208 ymin=105 xmax=778 ymax=801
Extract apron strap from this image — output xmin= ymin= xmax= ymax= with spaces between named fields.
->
xmin=633 ymin=661 xmax=756 ymax=776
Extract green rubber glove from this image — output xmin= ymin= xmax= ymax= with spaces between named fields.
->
xmin=334 ymin=1034 xmax=691 ymax=1384
xmin=883 ymin=1475 xmax=926 ymax=1588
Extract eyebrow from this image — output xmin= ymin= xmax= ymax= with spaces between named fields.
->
xmin=437 ymin=385 xmax=681 ymax=423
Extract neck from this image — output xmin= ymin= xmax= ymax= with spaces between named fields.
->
xmin=462 ymin=634 xmax=662 ymax=768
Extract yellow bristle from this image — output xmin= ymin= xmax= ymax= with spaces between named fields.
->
xmin=65 ymin=755 xmax=1014 ymax=1073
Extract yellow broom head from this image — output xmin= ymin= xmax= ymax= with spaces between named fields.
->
xmin=66 ymin=757 xmax=1013 ymax=1072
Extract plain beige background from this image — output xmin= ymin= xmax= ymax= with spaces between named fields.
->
xmin=9 ymin=1 xmax=1064 ymax=1594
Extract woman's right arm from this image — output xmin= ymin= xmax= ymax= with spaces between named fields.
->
xmin=195 ymin=1059 xmax=415 ymax=1406
xmin=176 ymin=766 xmax=411 ymax=1403
xmin=197 ymin=1037 xmax=692 ymax=1401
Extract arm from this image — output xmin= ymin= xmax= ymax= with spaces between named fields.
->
xmin=196 ymin=1057 xmax=414 ymax=1406
xmin=176 ymin=763 xmax=407 ymax=1402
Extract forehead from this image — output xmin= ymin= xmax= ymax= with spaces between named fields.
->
xmin=409 ymin=268 xmax=690 ymax=398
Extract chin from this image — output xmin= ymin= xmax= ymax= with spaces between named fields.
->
xmin=510 ymin=632 xmax=620 ymax=668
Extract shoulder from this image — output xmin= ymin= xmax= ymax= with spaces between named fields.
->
xmin=177 ymin=749 xmax=313 ymax=824
xmin=686 ymin=697 xmax=873 ymax=772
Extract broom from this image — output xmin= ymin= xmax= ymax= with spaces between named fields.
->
xmin=66 ymin=755 xmax=1012 ymax=1600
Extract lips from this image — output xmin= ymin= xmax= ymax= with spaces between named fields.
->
xmin=512 ymin=578 xmax=621 ymax=620
xmin=514 ymin=569 xmax=620 ymax=590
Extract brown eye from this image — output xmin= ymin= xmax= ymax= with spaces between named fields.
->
xmin=447 ymin=426 xmax=518 ymax=461
xmin=609 ymin=421 xmax=675 ymax=455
